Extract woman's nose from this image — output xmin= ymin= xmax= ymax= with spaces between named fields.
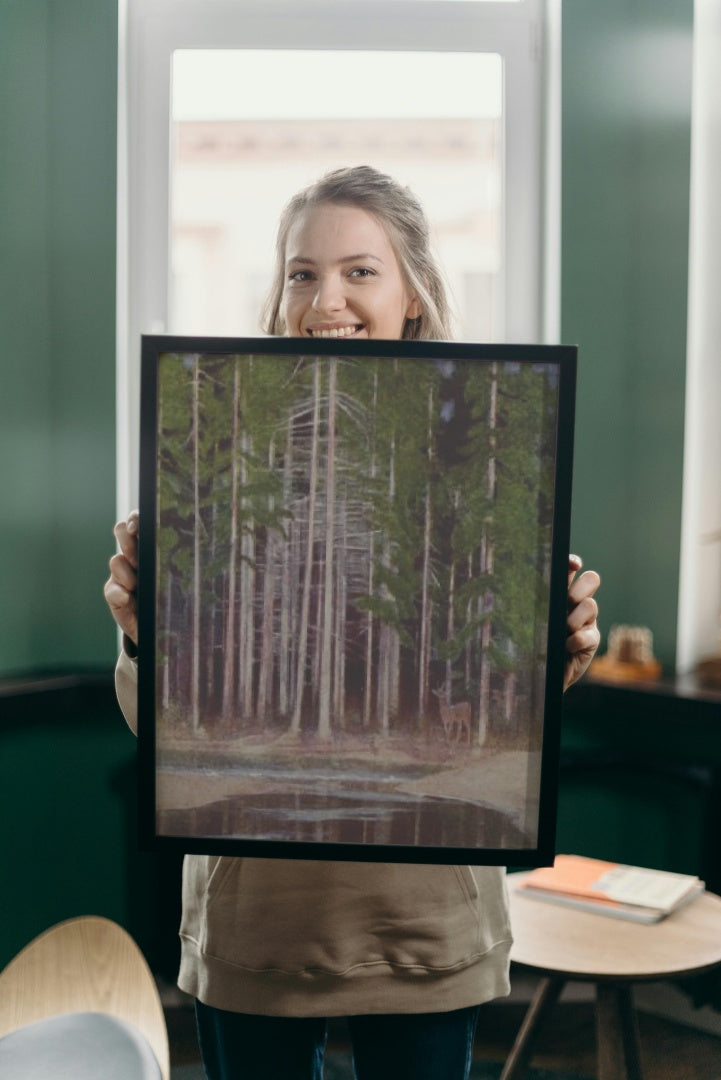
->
xmin=312 ymin=274 xmax=345 ymax=314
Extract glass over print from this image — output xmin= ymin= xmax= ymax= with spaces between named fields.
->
xmin=138 ymin=336 xmax=576 ymax=865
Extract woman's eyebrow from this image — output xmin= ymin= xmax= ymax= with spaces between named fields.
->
xmin=286 ymin=253 xmax=384 ymax=266
xmin=339 ymin=253 xmax=384 ymax=264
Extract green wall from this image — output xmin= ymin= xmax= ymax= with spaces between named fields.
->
xmin=0 ymin=0 xmax=127 ymax=969
xmin=0 ymin=0 xmax=699 ymax=970
xmin=0 ymin=682 xmax=184 ymax=973
xmin=0 ymin=0 xmax=118 ymax=675
xmin=562 ymin=0 xmax=693 ymax=670
xmin=0 ymin=1 xmax=693 ymax=677
xmin=0 ymin=2 xmax=694 ymax=676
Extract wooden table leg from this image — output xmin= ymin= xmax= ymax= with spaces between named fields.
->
xmin=499 ymin=976 xmax=565 ymax=1080
xmin=596 ymin=982 xmax=643 ymax=1080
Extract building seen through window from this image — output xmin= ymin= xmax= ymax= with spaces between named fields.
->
xmin=170 ymin=50 xmax=503 ymax=341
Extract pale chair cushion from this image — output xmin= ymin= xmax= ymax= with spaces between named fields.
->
xmin=0 ymin=1011 xmax=162 ymax=1079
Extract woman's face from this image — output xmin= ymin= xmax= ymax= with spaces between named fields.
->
xmin=280 ymin=203 xmax=421 ymax=340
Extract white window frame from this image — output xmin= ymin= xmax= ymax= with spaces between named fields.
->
xmin=677 ymin=0 xmax=721 ymax=675
xmin=117 ymin=0 xmax=559 ymax=513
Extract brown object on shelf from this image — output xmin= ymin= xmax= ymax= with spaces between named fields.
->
xmin=590 ymin=655 xmax=663 ymax=683
xmin=696 ymin=654 xmax=721 ymax=689
xmin=590 ymin=624 xmax=662 ymax=683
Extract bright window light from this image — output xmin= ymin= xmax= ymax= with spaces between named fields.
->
xmin=170 ymin=50 xmax=503 ymax=342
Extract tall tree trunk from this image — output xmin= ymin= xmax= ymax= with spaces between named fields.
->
xmin=256 ymin=440 xmax=277 ymax=723
xmin=157 ymin=388 xmax=172 ymax=714
xmin=503 ymin=671 xmax=517 ymax=735
xmin=477 ymin=614 xmax=491 ymax=747
xmin=418 ymin=385 xmax=434 ymax=722
xmin=376 ymin=625 xmax=389 ymax=735
xmin=206 ymin=498 xmax=218 ymax=711
xmin=333 ymin=497 xmax=347 ymax=728
xmin=477 ymin=363 xmax=497 ymax=747
xmin=318 ymin=357 xmax=337 ymax=739
xmin=162 ymin=567 xmax=172 ymax=711
xmin=465 ymin=551 xmax=473 ymax=688
xmin=190 ymin=359 xmax=202 ymax=732
xmin=237 ymin=428 xmax=256 ymax=720
xmin=444 ymin=489 xmax=461 ymax=699
xmin=445 ymin=557 xmax=456 ymax=697
xmin=311 ymin=546 xmax=323 ymax=708
xmin=377 ymin=429 xmax=397 ymax=736
xmin=290 ymin=361 xmax=321 ymax=734
xmin=222 ymin=359 xmax=240 ymax=721
xmin=363 ymin=371 xmax=378 ymax=729
xmin=288 ymin=513 xmax=301 ymax=716
xmin=278 ymin=422 xmax=293 ymax=716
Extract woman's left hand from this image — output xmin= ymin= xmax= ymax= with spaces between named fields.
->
xmin=564 ymin=555 xmax=601 ymax=691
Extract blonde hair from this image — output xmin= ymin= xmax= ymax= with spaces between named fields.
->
xmin=262 ymin=165 xmax=453 ymax=341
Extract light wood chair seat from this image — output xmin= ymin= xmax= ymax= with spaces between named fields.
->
xmin=502 ymin=873 xmax=721 ymax=1080
xmin=0 ymin=915 xmax=169 ymax=1079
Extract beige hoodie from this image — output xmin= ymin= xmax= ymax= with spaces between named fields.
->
xmin=116 ymin=650 xmax=512 ymax=1016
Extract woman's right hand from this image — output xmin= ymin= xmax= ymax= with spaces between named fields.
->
xmin=104 ymin=510 xmax=139 ymax=646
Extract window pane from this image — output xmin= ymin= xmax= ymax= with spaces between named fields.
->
xmin=170 ymin=49 xmax=503 ymax=341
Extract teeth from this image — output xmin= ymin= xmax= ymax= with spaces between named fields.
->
xmin=311 ymin=326 xmax=359 ymax=338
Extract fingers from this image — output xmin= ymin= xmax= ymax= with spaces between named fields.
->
xmin=567 ymin=553 xmax=583 ymax=589
xmin=567 ymin=561 xmax=601 ymax=640
xmin=103 ymin=574 xmax=139 ymax=644
xmin=566 ymin=622 xmax=601 ymax=659
xmin=113 ymin=510 xmax=139 ymax=568
xmin=566 ymin=590 xmax=600 ymax=636
xmin=104 ymin=511 xmax=140 ymax=645
xmin=108 ymin=550 xmax=137 ymax=590
xmin=568 ymin=567 xmax=601 ymax=611
xmin=564 ymin=557 xmax=601 ymax=690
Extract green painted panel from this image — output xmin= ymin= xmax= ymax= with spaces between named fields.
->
xmin=0 ymin=0 xmax=118 ymax=674
xmin=0 ymin=2 xmax=54 ymax=670
xmin=0 ymin=686 xmax=132 ymax=967
xmin=559 ymin=684 xmax=721 ymax=886
xmin=0 ymin=681 xmax=184 ymax=975
xmin=562 ymin=1 xmax=693 ymax=669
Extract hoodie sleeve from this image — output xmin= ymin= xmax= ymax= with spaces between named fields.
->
xmin=115 ymin=643 xmax=139 ymax=736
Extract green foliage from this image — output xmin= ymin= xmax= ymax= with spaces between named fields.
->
xmin=154 ymin=353 xmax=560 ymax=733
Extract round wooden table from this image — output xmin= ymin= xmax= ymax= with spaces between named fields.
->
xmin=502 ymin=872 xmax=721 ymax=1080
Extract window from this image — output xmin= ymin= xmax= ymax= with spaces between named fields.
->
xmin=118 ymin=0 xmax=557 ymax=510
xmin=169 ymin=49 xmax=503 ymax=340
xmin=677 ymin=2 xmax=721 ymax=675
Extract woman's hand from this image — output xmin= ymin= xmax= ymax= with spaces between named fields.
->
xmin=103 ymin=510 xmax=139 ymax=646
xmin=564 ymin=554 xmax=601 ymax=691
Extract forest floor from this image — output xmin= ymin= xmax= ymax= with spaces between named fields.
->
xmin=156 ymin=740 xmax=540 ymax=826
xmin=397 ymin=750 xmax=540 ymax=822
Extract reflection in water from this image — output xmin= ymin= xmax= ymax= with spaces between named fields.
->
xmin=158 ymin=789 xmax=530 ymax=849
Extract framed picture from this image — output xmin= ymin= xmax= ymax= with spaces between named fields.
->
xmin=138 ymin=336 xmax=576 ymax=865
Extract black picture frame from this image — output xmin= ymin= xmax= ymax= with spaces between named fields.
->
xmin=138 ymin=335 xmax=576 ymax=865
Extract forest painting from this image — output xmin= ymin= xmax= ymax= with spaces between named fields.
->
xmin=139 ymin=339 xmax=575 ymax=864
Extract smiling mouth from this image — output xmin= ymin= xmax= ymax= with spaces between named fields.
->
xmin=307 ymin=324 xmax=364 ymax=339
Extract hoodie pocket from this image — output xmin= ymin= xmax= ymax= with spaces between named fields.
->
xmin=181 ymin=855 xmax=509 ymax=976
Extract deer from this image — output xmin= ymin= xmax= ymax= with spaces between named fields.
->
xmin=432 ymin=683 xmax=472 ymax=747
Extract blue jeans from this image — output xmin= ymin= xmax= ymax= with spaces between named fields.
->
xmin=195 ymin=1000 xmax=481 ymax=1080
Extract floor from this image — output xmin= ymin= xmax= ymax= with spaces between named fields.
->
xmin=164 ymin=980 xmax=721 ymax=1079
xmin=474 ymin=999 xmax=721 ymax=1079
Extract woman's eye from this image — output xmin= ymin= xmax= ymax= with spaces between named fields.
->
xmin=349 ymin=267 xmax=375 ymax=279
xmin=288 ymin=270 xmax=313 ymax=283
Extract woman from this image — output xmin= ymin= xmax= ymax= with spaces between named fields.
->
xmin=106 ymin=166 xmax=601 ymax=1080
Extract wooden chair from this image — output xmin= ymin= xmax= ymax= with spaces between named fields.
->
xmin=0 ymin=915 xmax=170 ymax=1079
